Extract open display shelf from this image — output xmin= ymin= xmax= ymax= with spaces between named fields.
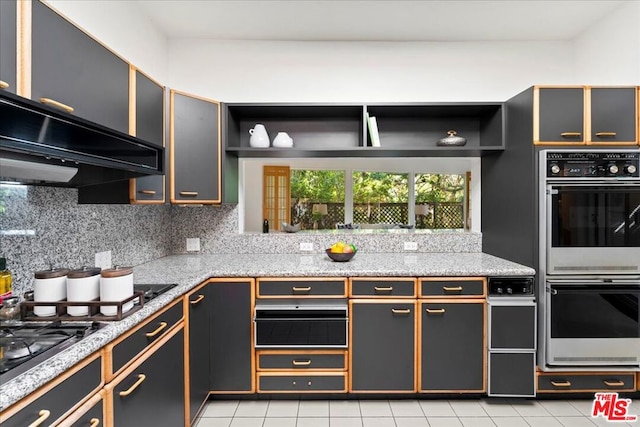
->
xmin=225 ymin=102 xmax=504 ymax=158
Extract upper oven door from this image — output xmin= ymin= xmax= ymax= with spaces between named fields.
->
xmin=545 ymin=183 xmax=640 ymax=275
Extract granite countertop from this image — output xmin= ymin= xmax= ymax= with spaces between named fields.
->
xmin=0 ymin=252 xmax=534 ymax=411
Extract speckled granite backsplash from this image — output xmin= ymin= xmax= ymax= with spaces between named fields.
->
xmin=170 ymin=204 xmax=482 ymax=255
xmin=2 ymin=186 xmax=482 ymax=297
xmin=0 ymin=185 xmax=171 ymax=297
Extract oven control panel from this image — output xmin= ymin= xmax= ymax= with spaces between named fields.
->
xmin=488 ymin=277 xmax=534 ymax=296
xmin=546 ymin=151 xmax=640 ymax=178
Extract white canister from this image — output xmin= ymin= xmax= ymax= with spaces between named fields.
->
xmin=249 ymin=123 xmax=270 ymax=148
xmin=33 ymin=268 xmax=69 ymax=317
xmin=100 ymin=266 xmax=134 ymax=316
xmin=66 ymin=267 xmax=101 ymax=316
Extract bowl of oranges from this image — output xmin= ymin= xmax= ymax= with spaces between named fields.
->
xmin=326 ymin=241 xmax=357 ymax=262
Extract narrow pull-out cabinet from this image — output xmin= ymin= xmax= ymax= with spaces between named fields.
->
xmin=186 ymin=282 xmax=211 ymax=423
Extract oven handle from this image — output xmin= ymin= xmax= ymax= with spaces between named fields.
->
xmin=254 ymin=317 xmax=348 ymax=321
xmin=546 ymin=181 xmax=640 ymax=187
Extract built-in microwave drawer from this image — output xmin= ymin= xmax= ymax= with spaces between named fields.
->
xmin=257 ymin=373 xmax=347 ymax=393
xmin=537 ymin=372 xmax=636 ymax=393
xmin=420 ymin=278 xmax=486 ymax=298
xmin=257 ymin=351 xmax=347 ymax=371
xmin=257 ymin=278 xmax=347 ymax=298
xmin=106 ymin=300 xmax=183 ymax=380
xmin=350 ymin=278 xmax=416 ymax=298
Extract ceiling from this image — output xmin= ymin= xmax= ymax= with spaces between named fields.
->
xmin=134 ymin=0 xmax=625 ymax=42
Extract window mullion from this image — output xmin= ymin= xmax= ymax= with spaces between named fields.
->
xmin=345 ymin=168 xmax=353 ymax=224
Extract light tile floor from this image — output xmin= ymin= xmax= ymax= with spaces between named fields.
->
xmin=195 ymin=398 xmax=640 ymax=427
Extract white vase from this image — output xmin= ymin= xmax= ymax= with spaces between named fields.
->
xmin=249 ymin=124 xmax=270 ymax=148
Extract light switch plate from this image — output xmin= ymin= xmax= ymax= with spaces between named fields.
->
xmin=186 ymin=238 xmax=201 ymax=252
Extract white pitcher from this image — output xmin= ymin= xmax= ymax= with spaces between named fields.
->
xmin=249 ymin=124 xmax=270 ymax=148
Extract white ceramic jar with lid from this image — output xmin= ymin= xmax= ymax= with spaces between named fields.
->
xmin=66 ymin=266 xmax=101 ymax=316
xmin=33 ymin=267 xmax=69 ymax=316
xmin=100 ymin=266 xmax=134 ymax=316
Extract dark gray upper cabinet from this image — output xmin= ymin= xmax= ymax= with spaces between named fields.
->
xmin=135 ymin=69 xmax=164 ymax=147
xmin=225 ymin=103 xmax=504 ymax=158
xmin=350 ymin=301 xmax=416 ymax=392
xmin=171 ymin=90 xmax=221 ymax=204
xmin=0 ymin=0 xmax=17 ymax=93
xmin=187 ymin=285 xmax=210 ymax=424
xmin=31 ymin=0 xmax=129 ymax=133
xmin=589 ymin=87 xmax=638 ymax=145
xmin=420 ymin=301 xmax=485 ymax=392
xmin=209 ymin=279 xmax=254 ymax=392
xmin=535 ymin=87 xmax=585 ymax=144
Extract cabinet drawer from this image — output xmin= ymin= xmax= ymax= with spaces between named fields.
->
xmin=107 ymin=300 xmax=183 ymax=379
xmin=257 ymin=351 xmax=346 ymax=371
xmin=537 ymin=373 xmax=635 ymax=393
xmin=0 ymin=352 xmax=102 ymax=427
xmin=257 ymin=278 xmax=347 ymax=298
xmin=257 ymin=373 xmax=347 ymax=393
xmin=420 ymin=278 xmax=486 ymax=297
xmin=350 ymin=278 xmax=416 ymax=298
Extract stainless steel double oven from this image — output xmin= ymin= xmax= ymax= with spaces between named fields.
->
xmin=538 ymin=149 xmax=640 ymax=367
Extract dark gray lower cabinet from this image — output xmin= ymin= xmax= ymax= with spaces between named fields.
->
xmin=112 ymin=328 xmax=185 ymax=427
xmin=66 ymin=393 xmax=104 ymax=427
xmin=0 ymin=0 xmax=17 ymax=93
xmin=489 ymin=353 xmax=535 ymax=397
xmin=420 ymin=301 xmax=485 ymax=392
xmin=350 ymin=301 xmax=416 ymax=392
xmin=188 ymin=284 xmax=210 ymax=423
xmin=210 ymin=279 xmax=254 ymax=392
xmin=1 ymin=354 xmax=102 ymax=427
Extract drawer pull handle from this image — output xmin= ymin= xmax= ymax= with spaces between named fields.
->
xmin=443 ymin=286 xmax=462 ymax=292
xmin=292 ymin=359 xmax=312 ymax=366
xmin=374 ymin=286 xmax=393 ymax=292
xmin=190 ymin=294 xmax=205 ymax=305
xmin=550 ymin=380 xmax=572 ymax=387
xmin=292 ymin=286 xmax=312 ymax=292
xmin=391 ymin=308 xmax=411 ymax=315
xmin=560 ymin=132 xmax=581 ymax=138
xmin=0 ymin=80 xmax=9 ymax=89
xmin=89 ymin=418 xmax=100 ymax=427
xmin=426 ymin=308 xmax=446 ymax=314
xmin=179 ymin=191 xmax=198 ymax=197
xmin=28 ymin=410 xmax=51 ymax=427
xmin=595 ymin=132 xmax=617 ymax=137
xmin=119 ymin=374 xmax=146 ymax=396
xmin=145 ymin=321 xmax=168 ymax=338
xmin=138 ymin=190 xmax=157 ymax=195
xmin=604 ymin=380 xmax=625 ymax=387
xmin=40 ymin=97 xmax=75 ymax=113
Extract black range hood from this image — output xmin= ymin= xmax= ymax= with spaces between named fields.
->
xmin=0 ymin=90 xmax=163 ymax=187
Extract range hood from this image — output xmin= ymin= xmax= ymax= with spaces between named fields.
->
xmin=0 ymin=90 xmax=163 ymax=187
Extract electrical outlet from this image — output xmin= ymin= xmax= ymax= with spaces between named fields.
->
xmin=95 ymin=250 xmax=112 ymax=269
xmin=300 ymin=242 xmax=314 ymax=251
xmin=186 ymin=238 xmax=201 ymax=252
xmin=403 ymin=241 xmax=418 ymax=251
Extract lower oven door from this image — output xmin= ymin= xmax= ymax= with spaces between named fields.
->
xmin=254 ymin=301 xmax=348 ymax=348
xmin=546 ymin=280 xmax=640 ymax=366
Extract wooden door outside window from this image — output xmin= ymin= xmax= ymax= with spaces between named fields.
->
xmin=263 ymin=166 xmax=290 ymax=232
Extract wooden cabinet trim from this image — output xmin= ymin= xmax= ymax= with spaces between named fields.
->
xmin=53 ymin=389 xmax=105 ymax=427
xmin=256 ymin=372 xmax=347 ymax=393
xmin=419 ymin=277 xmax=487 ymax=298
xmin=257 ymin=277 xmax=347 ymax=298
xmin=257 ymin=350 xmax=348 ymax=372
xmin=0 ymin=350 xmax=104 ymax=424
xmin=169 ymin=88 xmax=222 ymax=205
xmin=348 ymin=277 xmax=417 ymax=298
xmin=418 ymin=299 xmax=487 ymax=393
